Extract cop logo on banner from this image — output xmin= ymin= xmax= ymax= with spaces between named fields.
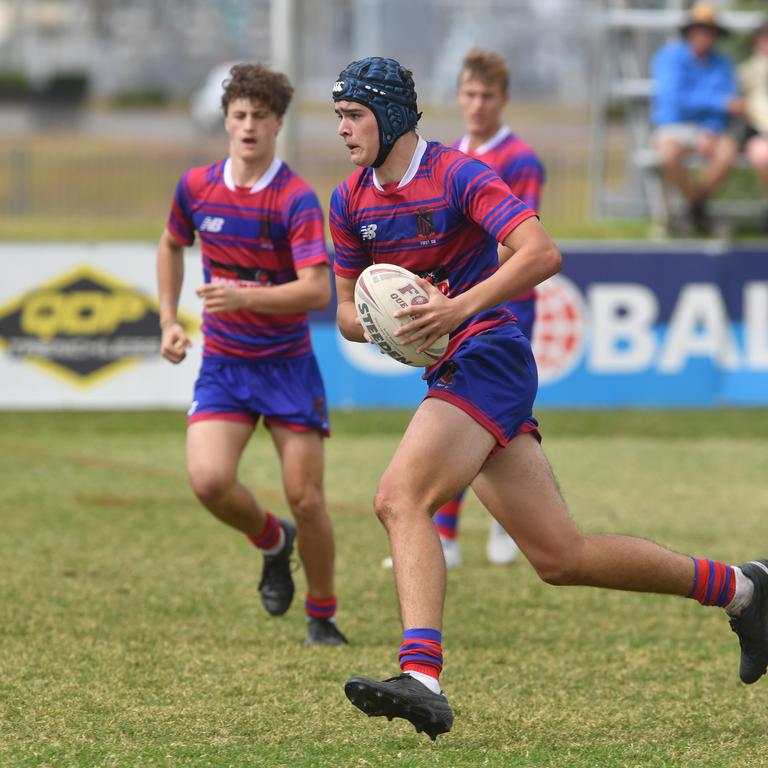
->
xmin=0 ymin=265 xmax=198 ymax=386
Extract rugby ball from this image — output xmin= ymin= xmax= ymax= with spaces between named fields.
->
xmin=354 ymin=264 xmax=449 ymax=367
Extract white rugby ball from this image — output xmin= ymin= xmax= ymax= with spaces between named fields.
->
xmin=354 ymin=263 xmax=449 ymax=367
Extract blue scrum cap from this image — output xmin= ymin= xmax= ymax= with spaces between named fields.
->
xmin=332 ymin=56 xmax=421 ymax=167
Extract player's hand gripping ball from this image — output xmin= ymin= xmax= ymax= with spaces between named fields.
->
xmin=354 ymin=264 xmax=449 ymax=367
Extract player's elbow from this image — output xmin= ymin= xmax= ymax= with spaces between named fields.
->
xmin=541 ymin=242 xmax=562 ymax=279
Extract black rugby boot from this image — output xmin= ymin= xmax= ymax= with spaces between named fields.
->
xmin=729 ymin=559 xmax=768 ymax=684
xmin=305 ymin=618 xmax=349 ymax=646
xmin=258 ymin=518 xmax=296 ymax=616
xmin=344 ymin=673 xmax=453 ymax=740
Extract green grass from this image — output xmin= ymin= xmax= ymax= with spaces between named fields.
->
xmin=1 ymin=410 xmax=768 ymax=767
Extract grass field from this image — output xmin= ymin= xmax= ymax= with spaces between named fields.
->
xmin=2 ymin=409 xmax=768 ymax=767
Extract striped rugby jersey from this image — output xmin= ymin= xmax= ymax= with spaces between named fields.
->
xmin=454 ymin=126 xmax=545 ymax=212
xmin=455 ymin=126 xmax=545 ymax=303
xmin=167 ymin=156 xmax=329 ymax=360
xmin=330 ymin=137 xmax=537 ymax=357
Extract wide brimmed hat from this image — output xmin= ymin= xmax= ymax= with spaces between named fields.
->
xmin=680 ymin=2 xmax=729 ymax=37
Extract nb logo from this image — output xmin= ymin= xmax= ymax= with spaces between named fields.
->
xmin=333 ymin=80 xmax=345 ymax=93
xmin=200 ymin=216 xmax=226 ymax=233
xmin=360 ymin=223 xmax=378 ymax=241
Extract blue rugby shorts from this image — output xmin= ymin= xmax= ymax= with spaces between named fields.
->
xmin=508 ymin=294 xmax=535 ymax=340
xmin=424 ymin=323 xmax=540 ymax=451
xmin=188 ymin=353 xmax=330 ymax=436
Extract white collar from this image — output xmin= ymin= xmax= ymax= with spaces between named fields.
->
xmin=223 ymin=156 xmax=282 ymax=192
xmin=372 ymin=135 xmax=427 ymax=191
xmin=458 ymin=125 xmax=511 ymax=156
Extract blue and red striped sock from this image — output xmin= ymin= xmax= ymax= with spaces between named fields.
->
xmin=434 ymin=493 xmax=465 ymax=540
xmin=688 ymin=557 xmax=737 ymax=607
xmin=398 ymin=627 xmax=443 ymax=679
xmin=306 ymin=593 xmax=337 ymax=620
xmin=246 ymin=511 xmax=281 ymax=552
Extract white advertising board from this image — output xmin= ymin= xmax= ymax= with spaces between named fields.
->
xmin=0 ymin=242 xmax=202 ymax=409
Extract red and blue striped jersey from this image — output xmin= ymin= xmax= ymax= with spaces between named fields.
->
xmin=455 ymin=127 xmax=545 ymax=304
xmin=167 ymin=157 xmax=329 ymax=360
xmin=330 ymin=138 xmax=536 ymax=358
xmin=454 ymin=126 xmax=545 ymax=211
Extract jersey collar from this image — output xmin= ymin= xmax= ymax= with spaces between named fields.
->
xmin=458 ymin=125 xmax=511 ymax=155
xmin=223 ymin=156 xmax=282 ymax=193
xmin=372 ymin=135 xmax=427 ymax=192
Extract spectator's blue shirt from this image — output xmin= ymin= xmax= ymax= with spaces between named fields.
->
xmin=651 ymin=40 xmax=737 ymax=132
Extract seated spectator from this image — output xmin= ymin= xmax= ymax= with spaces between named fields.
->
xmin=651 ymin=2 xmax=745 ymax=235
xmin=739 ymin=21 xmax=768 ymax=230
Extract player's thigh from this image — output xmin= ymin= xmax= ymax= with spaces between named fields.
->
xmin=186 ymin=419 xmax=253 ymax=486
xmin=471 ymin=432 xmax=583 ymax=565
xmin=378 ymin=397 xmax=496 ymax=513
xmin=269 ymin=424 xmax=325 ymax=505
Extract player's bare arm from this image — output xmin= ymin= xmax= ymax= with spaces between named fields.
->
xmin=157 ymin=227 xmax=191 ymax=363
xmin=497 ymin=242 xmax=515 ymax=266
xmin=395 ymin=218 xmax=560 ymax=350
xmin=196 ymin=264 xmax=331 ymax=315
xmin=335 ymin=274 xmax=367 ymax=342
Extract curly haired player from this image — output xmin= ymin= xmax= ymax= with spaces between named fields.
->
xmin=157 ymin=63 xmax=346 ymax=646
xmin=329 ymin=55 xmax=768 ymax=739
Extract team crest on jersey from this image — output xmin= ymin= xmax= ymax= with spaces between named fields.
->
xmin=360 ymin=223 xmax=378 ymax=241
xmin=259 ymin=217 xmax=273 ymax=239
xmin=200 ymin=216 xmax=226 ymax=233
xmin=416 ymin=207 xmax=437 ymax=244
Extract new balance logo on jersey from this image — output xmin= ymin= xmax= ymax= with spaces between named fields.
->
xmin=360 ymin=224 xmax=378 ymax=241
xmin=200 ymin=216 xmax=226 ymax=233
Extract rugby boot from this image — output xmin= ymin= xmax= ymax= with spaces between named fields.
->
xmin=305 ymin=618 xmax=349 ymax=646
xmin=729 ymin=559 xmax=768 ymax=684
xmin=258 ymin=518 xmax=296 ymax=616
xmin=344 ymin=673 xmax=453 ymax=740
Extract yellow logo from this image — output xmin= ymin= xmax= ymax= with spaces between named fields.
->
xmin=0 ymin=265 xmax=198 ymax=387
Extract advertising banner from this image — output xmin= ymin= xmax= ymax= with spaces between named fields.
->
xmin=0 ymin=243 xmax=201 ymax=408
xmin=1 ymin=242 xmax=766 ymax=409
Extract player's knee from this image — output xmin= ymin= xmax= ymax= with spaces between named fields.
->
xmin=372 ymin=486 xmax=411 ymax=529
xmin=285 ymin=484 xmax=323 ymax=525
xmin=373 ymin=488 xmax=396 ymax=527
xmin=374 ymin=476 xmax=432 ymax=528
xmin=529 ymin=545 xmax=584 ymax=586
xmin=534 ymin=562 xmax=575 ymax=586
xmin=189 ymin=471 xmax=232 ymax=507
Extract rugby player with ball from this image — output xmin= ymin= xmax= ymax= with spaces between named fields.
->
xmin=329 ymin=56 xmax=768 ymax=740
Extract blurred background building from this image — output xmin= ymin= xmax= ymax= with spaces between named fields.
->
xmin=0 ymin=0 xmax=594 ymax=104
xmin=0 ymin=0 xmax=764 ymax=233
